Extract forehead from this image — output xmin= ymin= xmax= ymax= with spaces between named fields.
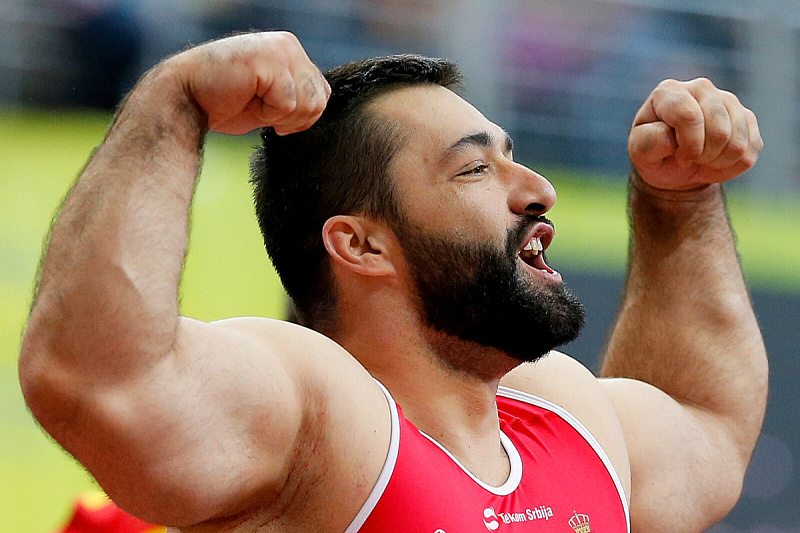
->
xmin=368 ymin=84 xmax=505 ymax=169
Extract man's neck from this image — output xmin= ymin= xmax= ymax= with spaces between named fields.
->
xmin=336 ymin=320 xmax=517 ymax=487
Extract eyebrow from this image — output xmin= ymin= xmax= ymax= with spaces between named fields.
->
xmin=440 ymin=129 xmax=514 ymax=165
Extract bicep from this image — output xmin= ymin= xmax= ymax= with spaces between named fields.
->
xmin=600 ymin=378 xmax=745 ymax=533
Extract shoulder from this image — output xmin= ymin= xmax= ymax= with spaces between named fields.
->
xmin=500 ymin=351 xmax=612 ymax=417
xmin=500 ymin=351 xmax=631 ymax=499
xmin=194 ymin=316 xmax=394 ymax=530
xmin=209 ymin=316 xmax=391 ymax=441
xmin=210 ymin=316 xmax=377 ymax=386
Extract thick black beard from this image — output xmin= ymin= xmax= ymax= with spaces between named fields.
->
xmin=395 ymin=216 xmax=585 ymax=365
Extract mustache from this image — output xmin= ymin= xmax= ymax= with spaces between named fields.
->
xmin=506 ymin=215 xmax=555 ymax=256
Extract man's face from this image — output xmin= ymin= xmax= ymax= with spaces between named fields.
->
xmin=371 ymin=85 xmax=584 ymax=366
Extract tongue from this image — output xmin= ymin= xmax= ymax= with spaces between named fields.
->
xmin=520 ymin=250 xmax=554 ymax=273
xmin=533 ymin=252 xmax=555 ymax=273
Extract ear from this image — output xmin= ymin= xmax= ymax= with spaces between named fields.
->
xmin=322 ymin=215 xmax=397 ymax=277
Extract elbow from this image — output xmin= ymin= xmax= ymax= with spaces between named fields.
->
xmin=694 ymin=430 xmax=751 ymax=530
xmin=700 ymin=460 xmax=746 ymax=530
xmin=19 ymin=327 xmax=67 ymax=430
xmin=19 ymin=318 xmax=51 ymax=410
xmin=19 ymin=314 xmax=86 ymax=434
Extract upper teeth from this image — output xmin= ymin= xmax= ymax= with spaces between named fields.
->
xmin=523 ymin=237 xmax=543 ymax=254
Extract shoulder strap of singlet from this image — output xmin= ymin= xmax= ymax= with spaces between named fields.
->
xmin=343 ymin=380 xmax=401 ymax=533
xmin=497 ymin=385 xmax=631 ymax=533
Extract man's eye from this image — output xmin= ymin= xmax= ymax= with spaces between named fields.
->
xmin=459 ymin=163 xmax=489 ymax=176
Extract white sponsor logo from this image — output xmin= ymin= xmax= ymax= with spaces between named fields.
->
xmin=483 ymin=505 xmax=554 ymax=529
xmin=483 ymin=507 xmax=500 ymax=531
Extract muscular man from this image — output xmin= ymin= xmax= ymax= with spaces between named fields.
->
xmin=19 ymin=32 xmax=767 ymax=532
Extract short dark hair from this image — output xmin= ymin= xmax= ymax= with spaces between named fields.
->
xmin=251 ymin=54 xmax=462 ymax=333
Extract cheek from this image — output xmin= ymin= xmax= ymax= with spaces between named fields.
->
xmin=401 ymin=193 xmax=451 ymax=232
xmin=455 ymin=188 xmax=512 ymax=238
xmin=399 ymin=178 xmax=511 ymax=243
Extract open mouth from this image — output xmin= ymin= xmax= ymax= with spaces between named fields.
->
xmin=517 ymin=224 xmax=562 ymax=282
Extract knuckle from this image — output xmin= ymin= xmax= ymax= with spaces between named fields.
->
xmin=676 ymin=101 xmax=704 ymax=125
xmin=275 ymin=31 xmax=299 ymax=44
xmin=744 ymin=108 xmax=760 ymax=127
xmin=649 ymin=87 xmax=668 ymax=104
xmin=272 ymin=92 xmax=297 ymax=113
xmin=720 ymin=90 xmax=741 ymax=105
xmin=281 ymin=79 xmax=298 ymax=103
xmin=312 ymin=99 xmax=328 ymax=117
xmin=280 ymin=98 xmax=298 ymax=114
xmin=656 ymin=78 xmax=680 ymax=90
xmin=726 ymin=138 xmax=749 ymax=158
xmin=650 ymin=83 xmax=676 ymax=103
xmin=295 ymin=87 xmax=325 ymax=117
xmin=691 ymin=77 xmax=715 ymax=90
xmin=739 ymin=151 xmax=759 ymax=168
xmin=300 ymin=77 xmax=319 ymax=101
xmin=297 ymin=99 xmax=317 ymax=117
xmin=707 ymin=118 xmax=732 ymax=144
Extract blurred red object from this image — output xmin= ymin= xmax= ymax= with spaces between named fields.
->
xmin=56 ymin=492 xmax=164 ymax=533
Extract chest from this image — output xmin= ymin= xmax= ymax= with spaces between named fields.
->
xmin=351 ymin=395 xmax=629 ymax=533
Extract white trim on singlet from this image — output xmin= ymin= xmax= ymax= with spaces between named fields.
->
xmin=343 ymin=380 xmax=400 ymax=533
xmin=342 ymin=382 xmax=630 ymax=533
xmin=417 ymin=428 xmax=523 ymax=496
xmin=497 ymin=385 xmax=632 ymax=533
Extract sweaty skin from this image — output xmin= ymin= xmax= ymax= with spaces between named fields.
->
xmin=19 ymin=33 xmax=766 ymax=533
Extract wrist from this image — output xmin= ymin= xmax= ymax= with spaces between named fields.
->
xmin=152 ymin=56 xmax=211 ymax=133
xmin=629 ymin=168 xmax=720 ymax=205
xmin=628 ymin=167 xmax=729 ymax=243
xmin=109 ymin=61 xmax=209 ymax=150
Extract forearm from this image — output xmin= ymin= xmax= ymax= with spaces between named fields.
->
xmin=24 ymin=62 xmax=206 ymax=378
xmin=602 ymin=172 xmax=768 ymax=456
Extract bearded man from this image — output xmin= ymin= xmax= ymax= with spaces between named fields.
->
xmin=20 ymin=31 xmax=767 ymax=533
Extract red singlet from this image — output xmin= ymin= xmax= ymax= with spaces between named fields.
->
xmin=345 ymin=383 xmax=630 ymax=533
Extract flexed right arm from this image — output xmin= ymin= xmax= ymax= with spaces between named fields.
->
xmin=19 ymin=32 xmax=332 ymax=526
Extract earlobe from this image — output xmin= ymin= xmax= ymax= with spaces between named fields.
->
xmin=322 ymin=216 xmax=396 ymax=277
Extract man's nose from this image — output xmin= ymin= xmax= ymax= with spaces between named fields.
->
xmin=507 ymin=163 xmax=557 ymax=216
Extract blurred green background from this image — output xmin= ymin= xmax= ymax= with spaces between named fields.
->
xmin=5 ymin=0 xmax=800 ymax=529
xmin=2 ymin=107 xmax=798 ymax=532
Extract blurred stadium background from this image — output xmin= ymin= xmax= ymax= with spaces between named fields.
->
xmin=1 ymin=0 xmax=799 ymax=531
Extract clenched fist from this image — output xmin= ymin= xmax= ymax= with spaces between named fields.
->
xmin=628 ymin=78 xmax=763 ymax=191
xmin=165 ymin=31 xmax=330 ymax=135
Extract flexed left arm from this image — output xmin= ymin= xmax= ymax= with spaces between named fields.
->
xmin=600 ymin=78 xmax=768 ymax=532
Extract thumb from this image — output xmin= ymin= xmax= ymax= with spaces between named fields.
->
xmin=628 ymin=121 xmax=678 ymax=168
